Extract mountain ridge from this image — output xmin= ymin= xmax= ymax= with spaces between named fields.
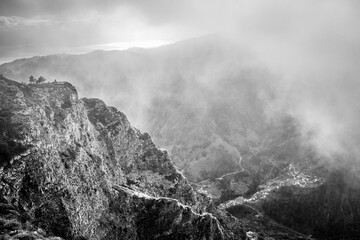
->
xmin=0 ymin=76 xmax=245 ymax=239
xmin=0 ymin=35 xmax=263 ymax=183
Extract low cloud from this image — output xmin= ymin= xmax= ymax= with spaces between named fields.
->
xmin=1 ymin=0 xmax=360 ymax=165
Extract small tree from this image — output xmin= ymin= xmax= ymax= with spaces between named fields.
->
xmin=36 ymin=76 xmax=46 ymax=84
xmin=29 ymin=75 xmax=35 ymax=84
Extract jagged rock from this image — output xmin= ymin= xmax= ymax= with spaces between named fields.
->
xmin=106 ymin=185 xmax=231 ymax=240
xmin=0 ymin=77 xmax=245 ymax=239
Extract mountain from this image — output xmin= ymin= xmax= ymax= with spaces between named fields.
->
xmin=0 ymin=35 xmax=276 ymax=182
xmin=0 ymin=76 xmax=246 ymax=239
xmin=2 ymin=35 xmax=360 ymax=239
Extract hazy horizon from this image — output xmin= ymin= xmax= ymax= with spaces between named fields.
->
xmin=1 ymin=0 xmax=360 ymax=164
xmin=0 ymin=39 xmax=174 ymax=64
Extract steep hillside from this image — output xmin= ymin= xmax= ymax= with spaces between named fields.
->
xmin=260 ymin=169 xmax=360 ymax=239
xmin=0 ymin=35 xmax=274 ymax=182
xmin=0 ymin=76 xmax=245 ymax=239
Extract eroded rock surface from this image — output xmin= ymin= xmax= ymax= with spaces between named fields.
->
xmin=0 ymin=76 xmax=245 ymax=240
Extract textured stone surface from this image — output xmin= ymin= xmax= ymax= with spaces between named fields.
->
xmin=0 ymin=76 xmax=245 ymax=239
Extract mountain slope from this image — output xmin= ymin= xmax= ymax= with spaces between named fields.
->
xmin=0 ymin=35 xmax=276 ymax=182
xmin=0 ymin=76 xmax=245 ymax=239
xmin=2 ymin=36 xmax=359 ymax=239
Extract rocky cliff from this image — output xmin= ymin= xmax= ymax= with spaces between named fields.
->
xmin=0 ymin=76 xmax=245 ymax=240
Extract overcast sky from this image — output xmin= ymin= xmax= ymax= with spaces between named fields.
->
xmin=0 ymin=0 xmax=359 ymax=63
xmin=0 ymin=0 xmax=215 ymax=62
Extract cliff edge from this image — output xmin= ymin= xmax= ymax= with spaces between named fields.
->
xmin=0 ymin=76 xmax=245 ymax=240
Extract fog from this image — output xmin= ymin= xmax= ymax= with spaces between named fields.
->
xmin=217 ymin=1 xmax=360 ymax=163
xmin=230 ymin=1 xmax=360 ymax=162
xmin=1 ymin=0 xmax=360 ymax=165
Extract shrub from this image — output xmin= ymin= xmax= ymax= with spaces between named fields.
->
xmin=36 ymin=76 xmax=46 ymax=84
xmin=29 ymin=75 xmax=35 ymax=84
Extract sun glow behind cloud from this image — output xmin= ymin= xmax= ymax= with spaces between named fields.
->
xmin=0 ymin=40 xmax=171 ymax=64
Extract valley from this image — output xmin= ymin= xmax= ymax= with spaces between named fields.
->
xmin=1 ymin=36 xmax=360 ymax=239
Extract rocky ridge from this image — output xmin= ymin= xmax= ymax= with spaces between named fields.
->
xmin=0 ymin=76 xmax=245 ymax=239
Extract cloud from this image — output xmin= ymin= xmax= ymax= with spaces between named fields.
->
xmin=227 ymin=1 xmax=360 ymax=161
xmin=0 ymin=16 xmax=55 ymax=28
xmin=0 ymin=0 xmax=114 ymax=17
xmin=0 ymin=16 xmax=23 ymax=28
xmin=1 ymin=0 xmax=360 ymax=163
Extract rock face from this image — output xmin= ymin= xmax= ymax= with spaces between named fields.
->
xmin=0 ymin=76 xmax=245 ymax=239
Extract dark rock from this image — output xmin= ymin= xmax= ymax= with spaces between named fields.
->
xmin=0 ymin=77 xmax=245 ymax=239
xmin=261 ymin=169 xmax=360 ymax=239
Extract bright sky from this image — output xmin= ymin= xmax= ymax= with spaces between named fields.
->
xmin=0 ymin=40 xmax=171 ymax=64
xmin=0 ymin=0 xmax=359 ymax=64
xmin=0 ymin=0 xmax=210 ymax=63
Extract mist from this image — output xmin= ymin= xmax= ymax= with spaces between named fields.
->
xmin=1 ymin=0 xmax=360 ymax=168
xmin=139 ymin=0 xmax=360 ymax=164
xmin=207 ymin=0 xmax=360 ymax=163
xmin=4 ymin=2 xmax=360 ymax=238
xmin=226 ymin=1 xmax=360 ymax=162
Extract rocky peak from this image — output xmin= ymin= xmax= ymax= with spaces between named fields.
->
xmin=0 ymin=76 xmax=245 ymax=239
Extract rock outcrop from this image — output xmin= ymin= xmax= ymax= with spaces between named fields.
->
xmin=0 ymin=76 xmax=245 ymax=239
